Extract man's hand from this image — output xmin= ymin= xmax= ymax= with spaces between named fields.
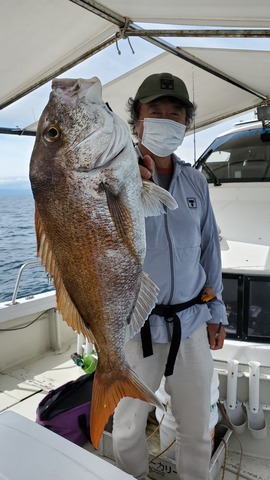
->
xmin=207 ymin=323 xmax=226 ymax=350
xmin=139 ymin=154 xmax=155 ymax=180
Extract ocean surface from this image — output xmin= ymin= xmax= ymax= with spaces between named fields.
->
xmin=0 ymin=192 xmax=55 ymax=303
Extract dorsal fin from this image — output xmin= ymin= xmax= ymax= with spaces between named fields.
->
xmin=34 ymin=205 xmax=96 ymax=344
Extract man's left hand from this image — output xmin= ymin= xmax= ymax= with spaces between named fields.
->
xmin=207 ymin=323 xmax=226 ymax=350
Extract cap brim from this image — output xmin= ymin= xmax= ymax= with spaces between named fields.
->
xmin=139 ymin=92 xmax=194 ymax=108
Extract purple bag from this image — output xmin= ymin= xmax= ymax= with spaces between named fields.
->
xmin=36 ymin=373 xmax=94 ymax=446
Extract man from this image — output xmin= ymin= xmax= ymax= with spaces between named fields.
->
xmin=112 ymin=72 xmax=227 ymax=480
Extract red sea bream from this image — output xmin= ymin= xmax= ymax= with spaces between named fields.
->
xmin=29 ymin=76 xmax=177 ymax=448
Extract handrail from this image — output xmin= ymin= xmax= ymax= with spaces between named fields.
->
xmin=11 ymin=260 xmax=41 ymax=305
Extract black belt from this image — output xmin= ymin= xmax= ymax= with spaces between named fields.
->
xmin=141 ymin=291 xmax=211 ymax=377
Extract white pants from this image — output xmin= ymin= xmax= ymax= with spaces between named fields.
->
xmin=112 ymin=324 xmax=214 ymax=480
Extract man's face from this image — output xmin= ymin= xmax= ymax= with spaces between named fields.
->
xmin=135 ymin=96 xmax=187 ymax=140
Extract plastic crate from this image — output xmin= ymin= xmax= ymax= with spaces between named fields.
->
xmin=98 ymin=424 xmax=232 ymax=480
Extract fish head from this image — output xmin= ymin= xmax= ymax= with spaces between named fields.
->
xmin=30 ymin=76 xmax=130 ymax=197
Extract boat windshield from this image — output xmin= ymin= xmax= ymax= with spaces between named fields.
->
xmin=199 ymin=128 xmax=270 ymax=183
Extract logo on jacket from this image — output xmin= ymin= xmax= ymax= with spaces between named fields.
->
xmin=187 ymin=197 xmax=197 ymax=208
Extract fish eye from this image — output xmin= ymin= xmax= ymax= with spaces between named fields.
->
xmin=44 ymin=125 xmax=61 ymax=142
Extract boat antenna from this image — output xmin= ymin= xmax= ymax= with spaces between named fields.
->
xmin=192 ymin=68 xmax=197 ymax=164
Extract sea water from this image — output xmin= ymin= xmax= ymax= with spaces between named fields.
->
xmin=0 ymin=192 xmax=55 ymax=303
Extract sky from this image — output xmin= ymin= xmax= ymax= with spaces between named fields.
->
xmin=1 ymin=32 xmax=269 ymax=185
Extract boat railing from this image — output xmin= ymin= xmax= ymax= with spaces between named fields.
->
xmin=11 ymin=260 xmax=41 ymax=305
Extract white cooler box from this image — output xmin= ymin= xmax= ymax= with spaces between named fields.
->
xmin=0 ymin=411 xmax=133 ymax=480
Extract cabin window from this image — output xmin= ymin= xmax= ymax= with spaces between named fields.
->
xmin=246 ymin=276 xmax=270 ymax=339
xmin=223 ymin=273 xmax=270 ymax=342
xmin=199 ymin=128 xmax=270 ymax=183
xmin=223 ymin=274 xmax=243 ymax=338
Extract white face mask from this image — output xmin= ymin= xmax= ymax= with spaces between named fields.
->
xmin=141 ymin=118 xmax=186 ymax=157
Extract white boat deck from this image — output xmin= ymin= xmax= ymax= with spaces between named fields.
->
xmin=0 ymin=340 xmax=83 ymax=422
xmin=0 ymin=340 xmax=270 ymax=480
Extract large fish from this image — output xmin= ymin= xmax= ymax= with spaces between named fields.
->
xmin=29 ymin=76 xmax=177 ymax=448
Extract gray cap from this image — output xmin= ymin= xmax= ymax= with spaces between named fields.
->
xmin=134 ymin=72 xmax=193 ymax=107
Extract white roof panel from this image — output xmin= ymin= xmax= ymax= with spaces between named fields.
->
xmin=96 ymin=0 xmax=270 ymax=27
xmin=103 ymin=48 xmax=270 ymax=130
xmin=1 ymin=0 xmax=270 ymax=129
xmin=0 ymin=0 xmax=117 ymax=108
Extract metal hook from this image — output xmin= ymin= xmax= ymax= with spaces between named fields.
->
xmin=115 ymin=18 xmax=135 ymax=55
xmin=127 ymin=37 xmax=135 ymax=55
xmin=115 ymin=34 xmax=121 ymax=55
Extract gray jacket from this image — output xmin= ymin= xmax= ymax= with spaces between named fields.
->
xmin=142 ymin=153 xmax=228 ymax=343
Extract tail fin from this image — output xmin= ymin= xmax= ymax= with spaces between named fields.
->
xmin=90 ymin=365 xmax=163 ymax=449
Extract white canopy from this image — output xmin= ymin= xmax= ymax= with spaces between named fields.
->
xmin=95 ymin=0 xmax=270 ymax=27
xmin=1 ymin=0 xmax=270 ymax=128
xmin=103 ymin=48 xmax=270 ymax=131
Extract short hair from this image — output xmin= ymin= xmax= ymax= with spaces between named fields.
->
xmin=127 ymin=96 xmax=197 ymax=136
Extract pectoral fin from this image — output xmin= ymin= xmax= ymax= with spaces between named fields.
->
xmin=142 ymin=180 xmax=178 ymax=217
xmin=102 ymin=183 xmax=139 ymax=262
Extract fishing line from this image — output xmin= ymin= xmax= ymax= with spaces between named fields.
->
xmin=147 ymin=409 xmax=176 ymax=463
xmin=218 ymin=403 xmax=243 ymax=479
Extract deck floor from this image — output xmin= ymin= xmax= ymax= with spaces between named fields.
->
xmin=0 ymin=341 xmax=270 ymax=480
